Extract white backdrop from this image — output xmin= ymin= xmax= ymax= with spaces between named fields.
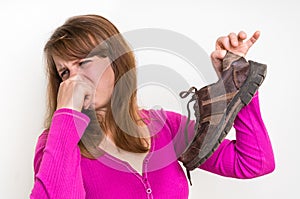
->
xmin=0 ymin=0 xmax=299 ymax=198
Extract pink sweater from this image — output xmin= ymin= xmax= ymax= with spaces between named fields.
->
xmin=29 ymin=92 xmax=275 ymax=199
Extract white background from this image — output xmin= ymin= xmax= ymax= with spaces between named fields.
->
xmin=0 ymin=0 xmax=299 ymax=198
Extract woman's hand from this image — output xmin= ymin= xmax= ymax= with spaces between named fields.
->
xmin=211 ymin=31 xmax=260 ymax=77
xmin=56 ymin=75 xmax=95 ymax=112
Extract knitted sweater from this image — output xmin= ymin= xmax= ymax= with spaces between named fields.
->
xmin=29 ymin=92 xmax=275 ymax=199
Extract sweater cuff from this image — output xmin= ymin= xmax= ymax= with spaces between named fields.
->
xmin=54 ymin=108 xmax=90 ymax=126
xmin=234 ymin=90 xmax=261 ymax=128
xmin=48 ymin=108 xmax=91 ymax=149
xmin=238 ymin=90 xmax=259 ymax=114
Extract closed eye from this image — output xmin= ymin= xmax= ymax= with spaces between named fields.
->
xmin=79 ymin=60 xmax=92 ymax=66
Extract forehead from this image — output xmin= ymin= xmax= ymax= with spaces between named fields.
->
xmin=52 ymin=55 xmax=78 ymax=69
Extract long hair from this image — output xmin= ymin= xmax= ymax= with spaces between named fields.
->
xmin=43 ymin=14 xmax=149 ymax=158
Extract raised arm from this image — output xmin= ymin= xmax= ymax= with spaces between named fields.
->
xmin=199 ymin=30 xmax=275 ymax=177
xmin=199 ymin=91 xmax=275 ymax=178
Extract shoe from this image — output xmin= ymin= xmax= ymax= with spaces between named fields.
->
xmin=179 ymin=51 xmax=267 ymax=184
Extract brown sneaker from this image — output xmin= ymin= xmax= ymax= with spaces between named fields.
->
xmin=179 ymin=51 xmax=267 ymax=184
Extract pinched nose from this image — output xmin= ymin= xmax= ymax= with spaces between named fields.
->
xmin=68 ymin=65 xmax=82 ymax=78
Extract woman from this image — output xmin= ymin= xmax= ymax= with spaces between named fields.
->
xmin=30 ymin=14 xmax=275 ymax=198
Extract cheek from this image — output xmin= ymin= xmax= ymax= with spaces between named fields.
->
xmin=100 ymin=66 xmax=115 ymax=88
xmin=88 ymin=66 xmax=107 ymax=85
xmin=95 ymin=66 xmax=115 ymax=96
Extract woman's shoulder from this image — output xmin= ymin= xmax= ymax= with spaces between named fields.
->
xmin=34 ymin=129 xmax=50 ymax=152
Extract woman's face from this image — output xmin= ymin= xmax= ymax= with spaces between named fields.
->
xmin=53 ymin=55 xmax=115 ymax=111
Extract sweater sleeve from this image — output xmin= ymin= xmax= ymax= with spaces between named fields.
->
xmin=199 ymin=92 xmax=275 ymax=178
xmin=29 ymin=108 xmax=90 ymax=199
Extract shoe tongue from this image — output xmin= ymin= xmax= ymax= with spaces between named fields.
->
xmin=222 ymin=51 xmax=242 ymax=71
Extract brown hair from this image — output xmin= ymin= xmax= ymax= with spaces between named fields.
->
xmin=43 ymin=14 xmax=149 ymax=158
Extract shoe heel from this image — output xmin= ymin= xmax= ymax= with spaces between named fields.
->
xmin=240 ymin=61 xmax=267 ymax=105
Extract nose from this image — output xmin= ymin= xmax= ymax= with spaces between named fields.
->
xmin=68 ymin=64 xmax=82 ymax=78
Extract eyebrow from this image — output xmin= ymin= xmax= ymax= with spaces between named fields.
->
xmin=56 ymin=58 xmax=93 ymax=74
xmin=57 ymin=66 xmax=66 ymax=73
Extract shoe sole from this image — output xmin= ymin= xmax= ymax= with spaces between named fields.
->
xmin=185 ymin=61 xmax=267 ymax=170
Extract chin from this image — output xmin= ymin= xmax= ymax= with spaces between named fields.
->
xmin=94 ymin=101 xmax=110 ymax=112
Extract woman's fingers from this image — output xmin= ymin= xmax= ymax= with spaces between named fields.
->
xmin=83 ymin=94 xmax=93 ymax=110
xmin=215 ymin=30 xmax=261 ymax=57
xmin=211 ymin=49 xmax=227 ymax=77
xmin=216 ymin=31 xmax=243 ymax=50
xmin=238 ymin=31 xmax=247 ymax=42
xmin=57 ymin=74 xmax=96 ymax=111
xmin=228 ymin=32 xmax=238 ymax=47
xmin=211 ymin=49 xmax=227 ymax=60
xmin=245 ymin=30 xmax=260 ymax=48
xmin=216 ymin=36 xmax=230 ymax=50
xmin=79 ymin=75 xmax=96 ymax=110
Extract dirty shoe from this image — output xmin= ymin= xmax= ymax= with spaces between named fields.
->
xmin=179 ymin=51 xmax=267 ymax=184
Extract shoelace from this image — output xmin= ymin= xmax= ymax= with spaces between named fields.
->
xmin=179 ymin=86 xmax=198 ymax=186
xmin=179 ymin=87 xmax=198 ymax=146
